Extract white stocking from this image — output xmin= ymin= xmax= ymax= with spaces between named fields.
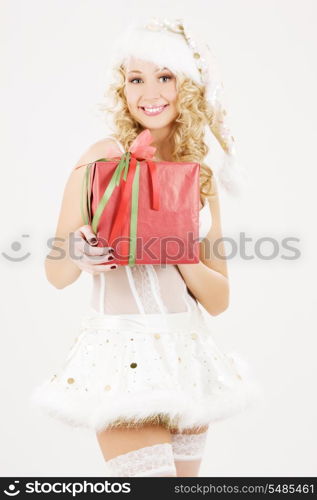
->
xmin=171 ymin=431 xmax=208 ymax=461
xmin=105 ymin=442 xmax=177 ymax=477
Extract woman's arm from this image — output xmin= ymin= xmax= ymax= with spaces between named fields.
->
xmin=45 ymin=138 xmax=117 ymax=289
xmin=177 ymin=177 xmax=229 ymax=316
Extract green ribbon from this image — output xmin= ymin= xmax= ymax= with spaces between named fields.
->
xmin=80 ymin=153 xmax=141 ymax=266
xmin=128 ymin=160 xmax=140 ymax=267
xmin=90 ymin=153 xmax=129 ymax=234
xmin=80 ymin=163 xmax=93 ymax=226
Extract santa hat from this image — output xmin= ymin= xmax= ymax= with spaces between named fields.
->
xmin=105 ymin=16 xmax=248 ymax=196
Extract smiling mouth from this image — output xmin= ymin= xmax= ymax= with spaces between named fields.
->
xmin=139 ymin=104 xmax=169 ymax=116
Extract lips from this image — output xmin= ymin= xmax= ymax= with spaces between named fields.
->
xmin=139 ymin=104 xmax=169 ymax=116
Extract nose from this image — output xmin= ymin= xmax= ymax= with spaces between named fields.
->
xmin=141 ymin=81 xmax=162 ymax=101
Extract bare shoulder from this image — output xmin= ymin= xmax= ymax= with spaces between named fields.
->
xmin=62 ymin=137 xmax=119 ymax=199
xmin=52 ymin=138 xmax=121 ymax=240
xmin=72 ymin=137 xmax=121 ymax=171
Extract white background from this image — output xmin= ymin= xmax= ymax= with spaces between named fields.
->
xmin=0 ymin=0 xmax=316 ymax=476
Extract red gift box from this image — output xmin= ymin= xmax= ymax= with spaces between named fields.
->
xmin=76 ymin=129 xmax=200 ymax=266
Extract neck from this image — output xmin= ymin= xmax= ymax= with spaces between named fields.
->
xmin=147 ymin=125 xmax=174 ymax=161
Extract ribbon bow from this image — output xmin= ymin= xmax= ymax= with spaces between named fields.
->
xmin=83 ymin=129 xmax=160 ymax=267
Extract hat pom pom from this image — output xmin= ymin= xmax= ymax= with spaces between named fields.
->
xmin=217 ymin=152 xmax=249 ymax=197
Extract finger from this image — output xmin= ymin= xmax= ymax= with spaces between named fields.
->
xmin=79 ymin=252 xmax=116 ymax=265
xmin=108 ymin=263 xmax=118 ymax=271
xmin=74 ymin=261 xmax=101 ymax=274
xmin=91 ymin=262 xmax=118 ymax=272
xmin=78 ymin=224 xmax=98 ymax=245
xmin=79 ymin=225 xmax=114 ymax=249
xmin=71 ymin=232 xmax=114 ymax=256
xmin=80 ymin=262 xmax=118 ymax=274
xmin=76 ymin=262 xmax=94 ymax=273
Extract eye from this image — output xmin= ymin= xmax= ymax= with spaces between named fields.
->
xmin=129 ymin=78 xmax=142 ymax=84
xmin=159 ymin=75 xmax=172 ymax=82
xmin=128 ymin=74 xmax=173 ymax=84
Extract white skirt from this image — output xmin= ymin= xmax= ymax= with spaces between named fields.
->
xmin=30 ymin=306 xmax=261 ymax=432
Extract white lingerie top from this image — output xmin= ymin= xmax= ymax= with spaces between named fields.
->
xmin=89 ymin=137 xmax=213 ymax=315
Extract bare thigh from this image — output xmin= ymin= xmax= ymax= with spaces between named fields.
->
xmin=96 ymin=424 xmax=172 ymax=461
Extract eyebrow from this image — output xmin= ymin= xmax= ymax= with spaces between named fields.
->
xmin=128 ymin=67 xmax=170 ymax=74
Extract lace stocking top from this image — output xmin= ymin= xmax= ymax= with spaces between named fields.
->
xmin=89 ymin=137 xmax=213 ymax=315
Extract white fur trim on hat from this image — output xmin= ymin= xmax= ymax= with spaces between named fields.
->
xmin=108 ymin=20 xmax=202 ymax=86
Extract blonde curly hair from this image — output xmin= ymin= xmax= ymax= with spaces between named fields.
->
xmin=99 ymin=64 xmax=217 ymax=199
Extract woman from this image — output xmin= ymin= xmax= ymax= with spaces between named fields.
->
xmin=31 ymin=18 xmax=258 ymax=477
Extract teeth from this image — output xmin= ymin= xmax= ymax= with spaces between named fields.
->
xmin=143 ymin=106 xmax=165 ymax=113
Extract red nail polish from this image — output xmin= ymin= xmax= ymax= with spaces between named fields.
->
xmin=110 ymin=265 xmax=117 ymax=269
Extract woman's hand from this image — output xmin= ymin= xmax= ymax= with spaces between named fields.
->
xmin=69 ymin=224 xmax=117 ymax=275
